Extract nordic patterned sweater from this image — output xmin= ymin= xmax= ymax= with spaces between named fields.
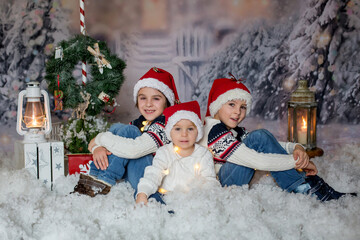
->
xmin=199 ymin=117 xmax=299 ymax=174
xmin=94 ymin=115 xmax=170 ymax=159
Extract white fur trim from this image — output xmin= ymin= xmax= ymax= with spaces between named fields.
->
xmin=165 ymin=110 xmax=204 ymax=142
xmin=209 ymin=89 xmax=252 ymax=117
xmin=133 ymin=78 xmax=175 ymax=105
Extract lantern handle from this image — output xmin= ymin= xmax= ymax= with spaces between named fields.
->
xmin=16 ymin=90 xmax=27 ymax=136
xmin=41 ymin=90 xmax=52 ymax=135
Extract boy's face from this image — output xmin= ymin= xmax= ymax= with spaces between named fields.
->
xmin=170 ymin=119 xmax=198 ymax=154
xmin=214 ymin=99 xmax=247 ymax=129
xmin=137 ymin=87 xmax=167 ymax=121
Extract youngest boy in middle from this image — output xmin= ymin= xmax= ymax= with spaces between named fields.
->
xmin=136 ymin=101 xmax=217 ymax=205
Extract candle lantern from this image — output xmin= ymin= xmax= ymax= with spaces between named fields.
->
xmin=16 ymin=81 xmax=52 ymax=143
xmin=288 ymin=80 xmax=323 ymax=157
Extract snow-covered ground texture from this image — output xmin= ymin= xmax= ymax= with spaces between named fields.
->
xmin=1 ymin=143 xmax=359 ymax=240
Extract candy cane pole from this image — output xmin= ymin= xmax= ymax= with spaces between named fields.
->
xmin=80 ymin=0 xmax=87 ymax=84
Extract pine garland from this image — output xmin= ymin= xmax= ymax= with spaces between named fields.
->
xmin=45 ymin=35 xmax=126 ymax=116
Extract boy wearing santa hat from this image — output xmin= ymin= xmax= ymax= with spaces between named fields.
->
xmin=73 ymin=67 xmax=180 ymax=197
xmin=199 ymin=77 xmax=356 ymax=201
xmin=136 ymin=101 xmax=217 ymax=205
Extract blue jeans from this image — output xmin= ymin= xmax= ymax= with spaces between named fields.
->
xmin=218 ymin=129 xmax=305 ymax=192
xmin=89 ymin=123 xmax=153 ymax=191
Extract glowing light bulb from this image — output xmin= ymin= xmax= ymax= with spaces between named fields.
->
xmin=174 ymin=146 xmax=179 ymax=152
xmin=140 ymin=121 xmax=149 ymax=132
xmin=194 ymin=163 xmax=200 ymax=170
xmin=163 ymin=169 xmax=169 ymax=175
xmin=194 ymin=163 xmax=200 ymax=176
xmin=158 ymin=188 xmax=167 ymax=194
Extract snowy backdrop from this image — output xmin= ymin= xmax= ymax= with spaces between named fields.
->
xmin=195 ymin=0 xmax=360 ymax=124
xmin=1 ymin=0 xmax=360 ymax=239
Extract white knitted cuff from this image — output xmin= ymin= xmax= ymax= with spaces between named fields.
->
xmin=91 ymin=145 xmax=101 ymax=154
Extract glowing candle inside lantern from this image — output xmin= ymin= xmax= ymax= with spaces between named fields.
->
xmin=23 ymin=101 xmax=45 ymax=128
xmin=298 ymin=117 xmax=307 ymax=145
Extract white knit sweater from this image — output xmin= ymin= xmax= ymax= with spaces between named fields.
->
xmin=199 ymin=117 xmax=302 ymax=174
xmin=137 ymin=143 xmax=217 ymax=197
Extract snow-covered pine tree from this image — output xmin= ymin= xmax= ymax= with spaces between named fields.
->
xmin=0 ymin=0 xmax=69 ymax=126
xmin=288 ymin=0 xmax=360 ymax=124
xmin=195 ymin=19 xmax=296 ymax=119
xmin=195 ymin=0 xmax=360 ymax=124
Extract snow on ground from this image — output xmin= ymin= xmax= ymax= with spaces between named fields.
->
xmin=1 ymin=120 xmax=360 ymax=240
xmin=0 ymin=144 xmax=360 ymax=240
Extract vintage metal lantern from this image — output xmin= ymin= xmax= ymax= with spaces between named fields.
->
xmin=16 ymin=81 xmax=52 ymax=143
xmin=288 ymin=80 xmax=319 ymax=153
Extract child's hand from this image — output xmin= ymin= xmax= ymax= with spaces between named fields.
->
xmin=135 ymin=193 xmax=148 ymax=205
xmin=88 ymin=138 xmax=96 ymax=152
xmin=302 ymin=161 xmax=318 ymax=176
xmin=293 ymin=145 xmax=309 ymax=169
xmin=92 ymin=147 xmax=111 ymax=170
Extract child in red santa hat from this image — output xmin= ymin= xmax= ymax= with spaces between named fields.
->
xmin=73 ymin=67 xmax=180 ymax=197
xmin=199 ymin=76 xmax=356 ymax=201
xmin=136 ymin=101 xmax=217 ymax=205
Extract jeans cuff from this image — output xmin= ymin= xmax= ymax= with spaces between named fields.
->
xmin=285 ymin=178 xmax=306 ymax=192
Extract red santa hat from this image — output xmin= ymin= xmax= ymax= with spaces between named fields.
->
xmin=206 ymin=77 xmax=252 ymax=117
xmin=133 ymin=67 xmax=180 ymax=106
xmin=163 ymin=101 xmax=203 ymax=142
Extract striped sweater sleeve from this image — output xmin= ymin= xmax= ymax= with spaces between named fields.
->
xmin=94 ymin=116 xmax=169 ymax=159
xmin=208 ymin=123 xmax=296 ymax=171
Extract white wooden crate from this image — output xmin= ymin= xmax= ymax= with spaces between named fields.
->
xmin=14 ymin=140 xmax=65 ymax=189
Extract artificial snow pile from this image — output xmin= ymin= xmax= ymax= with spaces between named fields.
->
xmin=0 ymin=143 xmax=359 ymax=240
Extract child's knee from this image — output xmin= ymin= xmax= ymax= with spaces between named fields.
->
xmin=247 ymin=129 xmax=269 ymax=141
xmin=110 ymin=124 xmax=141 ymax=137
xmin=109 ymin=123 xmax=126 ymax=133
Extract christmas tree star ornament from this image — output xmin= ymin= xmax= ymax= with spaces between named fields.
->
xmin=87 ymin=43 xmax=112 ymax=74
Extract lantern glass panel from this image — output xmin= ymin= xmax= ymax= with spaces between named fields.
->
xmin=287 ymin=106 xmax=294 ymax=142
xmin=310 ymin=107 xmax=317 ymax=147
xmin=23 ymin=101 xmax=45 ymax=128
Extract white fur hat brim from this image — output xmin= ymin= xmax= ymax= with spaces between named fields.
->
xmin=133 ymin=78 xmax=175 ymax=105
xmin=209 ymin=89 xmax=252 ymax=117
xmin=165 ymin=110 xmax=204 ymax=142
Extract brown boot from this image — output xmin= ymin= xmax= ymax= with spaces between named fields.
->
xmin=71 ymin=174 xmax=89 ymax=195
xmin=72 ymin=174 xmax=111 ymax=197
